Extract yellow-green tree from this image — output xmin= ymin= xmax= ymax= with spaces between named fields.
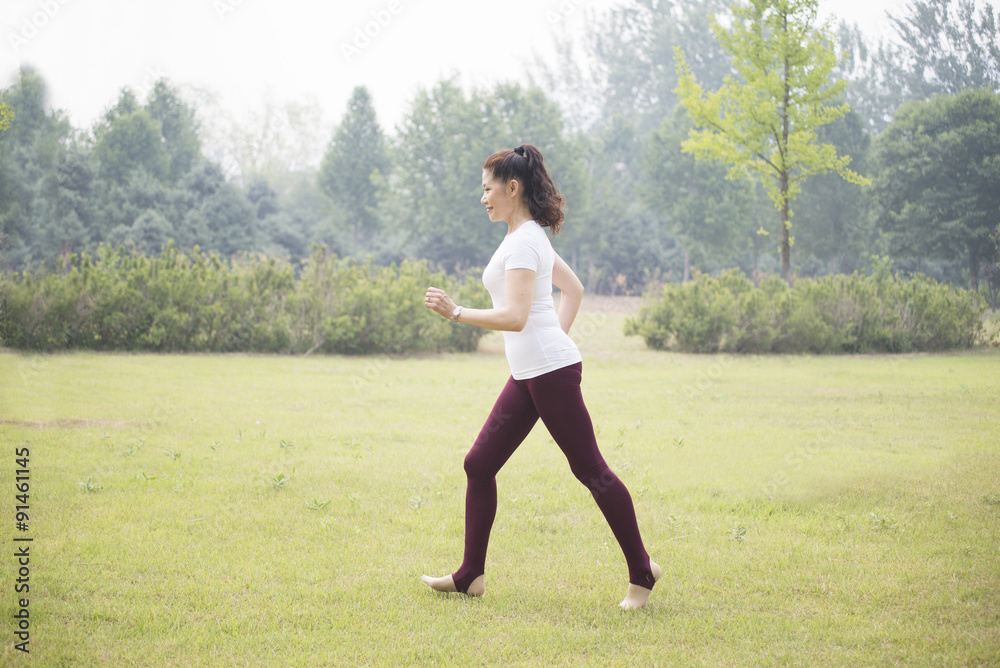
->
xmin=675 ymin=0 xmax=868 ymax=279
xmin=0 ymin=103 xmax=12 ymax=132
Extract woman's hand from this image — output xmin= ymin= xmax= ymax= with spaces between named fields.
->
xmin=424 ymin=286 xmax=457 ymax=320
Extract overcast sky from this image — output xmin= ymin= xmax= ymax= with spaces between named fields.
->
xmin=1 ymin=0 xmax=911 ymax=133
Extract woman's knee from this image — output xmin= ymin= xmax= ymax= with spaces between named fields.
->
xmin=575 ymin=464 xmax=619 ymax=496
xmin=464 ymin=448 xmax=495 ymax=481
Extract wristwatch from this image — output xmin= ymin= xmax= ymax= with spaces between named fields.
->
xmin=452 ymin=305 xmax=463 ymax=322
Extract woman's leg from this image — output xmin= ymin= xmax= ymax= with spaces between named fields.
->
xmin=426 ymin=376 xmax=539 ymax=594
xmin=524 ymin=363 xmax=658 ymax=600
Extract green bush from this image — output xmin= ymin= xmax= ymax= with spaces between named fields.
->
xmin=0 ymin=244 xmax=490 ymax=355
xmin=291 ymin=249 xmax=485 ymax=355
xmin=625 ymin=265 xmax=985 ymax=354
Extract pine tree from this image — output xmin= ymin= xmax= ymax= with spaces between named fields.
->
xmin=317 ymin=87 xmax=388 ymax=256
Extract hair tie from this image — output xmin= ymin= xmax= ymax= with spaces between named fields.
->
xmin=514 ymin=146 xmax=526 ymax=157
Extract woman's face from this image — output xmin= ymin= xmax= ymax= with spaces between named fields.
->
xmin=481 ymin=170 xmax=518 ymax=222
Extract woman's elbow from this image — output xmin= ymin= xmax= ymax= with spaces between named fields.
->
xmin=565 ymin=280 xmax=584 ymax=301
xmin=507 ymin=310 xmax=530 ymax=332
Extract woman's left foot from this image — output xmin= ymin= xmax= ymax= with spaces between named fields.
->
xmin=421 ymin=574 xmax=485 ymax=597
xmin=619 ymin=559 xmax=662 ymax=610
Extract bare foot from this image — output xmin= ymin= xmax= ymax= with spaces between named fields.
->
xmin=619 ymin=559 xmax=662 ymax=610
xmin=421 ymin=574 xmax=485 ymax=597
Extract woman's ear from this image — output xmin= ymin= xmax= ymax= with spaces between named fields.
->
xmin=508 ymin=179 xmax=520 ymax=198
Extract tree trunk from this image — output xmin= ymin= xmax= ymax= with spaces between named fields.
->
xmin=683 ymin=248 xmax=691 ymax=283
xmin=780 ymin=177 xmax=791 ymax=281
xmin=781 ymin=46 xmax=792 ymax=283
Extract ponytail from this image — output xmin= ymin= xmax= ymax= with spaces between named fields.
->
xmin=483 ymin=143 xmax=566 ymax=234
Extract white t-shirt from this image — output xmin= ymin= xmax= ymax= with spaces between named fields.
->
xmin=482 ymin=220 xmax=583 ymax=380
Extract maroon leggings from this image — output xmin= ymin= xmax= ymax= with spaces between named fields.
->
xmin=451 ymin=362 xmax=655 ymax=593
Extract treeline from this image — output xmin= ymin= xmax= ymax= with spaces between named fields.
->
xmin=0 ymin=0 xmax=998 ymax=298
xmin=0 ymin=244 xmax=490 ymax=354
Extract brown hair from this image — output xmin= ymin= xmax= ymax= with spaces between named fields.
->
xmin=482 ymin=144 xmax=566 ymax=234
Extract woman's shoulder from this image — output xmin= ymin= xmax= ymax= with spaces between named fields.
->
xmin=498 ymin=221 xmax=552 ymax=268
xmin=518 ymin=221 xmax=551 ymax=245
xmin=502 ymin=221 xmax=543 ymax=247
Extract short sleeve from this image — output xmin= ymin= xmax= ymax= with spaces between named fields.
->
xmin=501 ymin=232 xmax=540 ymax=272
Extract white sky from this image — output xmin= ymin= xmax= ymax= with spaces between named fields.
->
xmin=1 ymin=0 xmax=910 ymax=135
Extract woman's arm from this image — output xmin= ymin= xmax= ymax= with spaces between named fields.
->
xmin=552 ymin=251 xmax=584 ymax=334
xmin=425 ymin=269 xmax=534 ymax=332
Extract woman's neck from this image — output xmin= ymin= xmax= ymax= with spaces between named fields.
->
xmin=505 ymin=209 xmax=534 ymax=236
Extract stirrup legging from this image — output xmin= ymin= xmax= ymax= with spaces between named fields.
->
xmin=451 ymin=362 xmax=654 ymax=593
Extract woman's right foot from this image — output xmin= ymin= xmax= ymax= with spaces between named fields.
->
xmin=619 ymin=559 xmax=662 ymax=610
xmin=421 ymin=573 xmax=485 ymax=597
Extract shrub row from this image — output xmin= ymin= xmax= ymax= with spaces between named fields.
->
xmin=0 ymin=244 xmax=491 ymax=354
xmin=625 ymin=265 xmax=985 ymax=354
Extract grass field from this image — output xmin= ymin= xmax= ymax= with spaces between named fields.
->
xmin=2 ymin=297 xmax=998 ymax=666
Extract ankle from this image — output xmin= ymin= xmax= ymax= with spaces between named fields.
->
xmin=465 ymin=574 xmax=485 ymax=597
xmin=421 ymin=573 xmax=485 ymax=597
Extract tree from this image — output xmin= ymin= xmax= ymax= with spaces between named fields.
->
xmin=792 ymin=110 xmax=874 ymax=275
xmin=247 ymin=177 xmax=280 ymax=221
xmin=836 ymin=21 xmax=909 ymax=133
xmin=36 ymin=145 xmax=97 ymax=258
xmin=643 ymin=106 xmax=755 ymax=279
xmin=0 ymin=68 xmax=75 ymax=269
xmin=886 ymin=0 xmax=1000 ymax=100
xmin=93 ymin=164 xmax=178 ymax=245
xmin=675 ymin=0 xmax=869 ymax=279
xmin=177 ymin=161 xmax=256 ymax=255
xmin=93 ymin=104 xmax=171 ymax=183
xmin=213 ymin=95 xmax=327 ymax=187
xmin=318 ymin=86 xmax=389 ymax=256
xmin=564 ymin=118 xmax=649 ymax=292
xmin=838 ymin=0 xmax=1000 ymax=133
xmin=145 ymin=80 xmax=202 ymax=183
xmin=108 ymin=209 xmax=172 ymax=253
xmin=565 ymin=0 xmax=734 ymax=136
xmin=0 ymin=103 xmax=12 ymax=132
xmin=872 ymin=88 xmax=1000 ymax=290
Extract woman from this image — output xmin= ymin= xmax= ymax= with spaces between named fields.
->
xmin=422 ymin=144 xmax=660 ymax=609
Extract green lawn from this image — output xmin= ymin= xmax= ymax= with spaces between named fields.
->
xmin=2 ymin=298 xmax=998 ymax=666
